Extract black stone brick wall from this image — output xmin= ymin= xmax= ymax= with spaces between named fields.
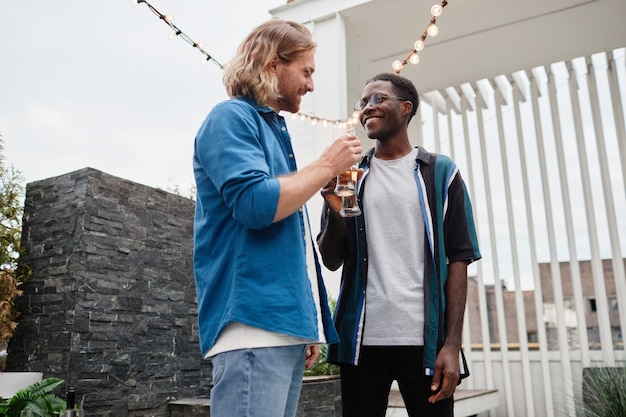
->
xmin=10 ymin=168 xmax=211 ymax=416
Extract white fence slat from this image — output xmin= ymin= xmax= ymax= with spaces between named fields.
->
xmin=492 ymin=78 xmax=536 ymax=417
xmin=510 ymin=73 xmax=556 ymax=417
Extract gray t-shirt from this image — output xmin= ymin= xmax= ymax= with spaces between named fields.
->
xmin=362 ymin=148 xmax=425 ymax=346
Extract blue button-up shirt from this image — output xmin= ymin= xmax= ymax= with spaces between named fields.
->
xmin=193 ymin=97 xmax=338 ymax=356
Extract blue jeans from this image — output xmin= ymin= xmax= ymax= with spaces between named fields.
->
xmin=210 ymin=344 xmax=306 ymax=417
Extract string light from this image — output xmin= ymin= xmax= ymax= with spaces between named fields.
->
xmin=132 ymin=0 xmax=222 ymax=69
xmin=431 ymin=4 xmax=443 ymax=16
xmin=132 ymin=0 xmax=449 ymax=125
xmin=392 ymin=1 xmax=448 ymax=74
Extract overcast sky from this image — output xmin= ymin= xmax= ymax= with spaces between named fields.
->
xmin=1 ymin=0 xmax=283 ymax=192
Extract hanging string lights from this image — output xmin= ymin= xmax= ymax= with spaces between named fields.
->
xmin=130 ymin=0 xmax=449 ymax=126
xmin=130 ymin=0 xmax=223 ymax=69
xmin=392 ymin=1 xmax=448 ymax=74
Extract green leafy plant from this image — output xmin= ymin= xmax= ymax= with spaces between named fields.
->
xmin=579 ymin=366 xmax=626 ymax=417
xmin=303 ymin=343 xmax=340 ymax=377
xmin=0 ymin=378 xmax=66 ymax=417
xmin=0 ymin=136 xmax=31 ymax=362
xmin=303 ymin=294 xmax=340 ymax=377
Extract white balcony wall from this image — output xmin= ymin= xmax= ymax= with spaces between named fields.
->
xmin=272 ymin=2 xmax=625 ymax=415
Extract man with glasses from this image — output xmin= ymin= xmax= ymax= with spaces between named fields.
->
xmin=318 ymin=72 xmax=481 ymax=417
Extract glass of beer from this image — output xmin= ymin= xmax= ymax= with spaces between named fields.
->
xmin=339 ymin=193 xmax=361 ymax=217
xmin=331 ymin=123 xmax=361 ymax=217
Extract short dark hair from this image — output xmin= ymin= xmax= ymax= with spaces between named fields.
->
xmin=365 ymin=73 xmax=420 ymax=123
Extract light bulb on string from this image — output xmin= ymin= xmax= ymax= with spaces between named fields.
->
xmin=194 ymin=43 xmax=205 ymax=54
xmin=427 ymin=24 xmax=439 ymax=37
xmin=414 ymin=39 xmax=425 ymax=51
xmin=431 ymin=4 xmax=443 ymax=16
xmin=392 ymin=60 xmax=404 ymax=72
xmin=409 ymin=53 xmax=420 ymax=65
xmin=168 ymin=31 xmax=178 ymax=40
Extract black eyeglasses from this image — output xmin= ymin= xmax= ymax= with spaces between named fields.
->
xmin=353 ymin=93 xmax=409 ymax=112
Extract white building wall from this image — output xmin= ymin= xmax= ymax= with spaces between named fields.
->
xmin=273 ymin=3 xmax=626 ymax=416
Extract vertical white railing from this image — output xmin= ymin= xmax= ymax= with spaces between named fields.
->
xmin=491 ymin=77 xmax=536 ymax=417
xmin=606 ymin=51 xmax=626 ymax=199
xmin=417 ymin=48 xmax=626 ymax=416
xmin=509 ymin=72 xmax=556 ymax=417
xmin=459 ymin=92 xmax=496 ymax=400
xmin=579 ymin=58 xmax=615 ymax=366
xmin=584 ymin=55 xmax=626 ymax=346
xmin=474 ymin=83 xmax=517 ymax=417
xmin=544 ymin=65 xmax=576 ymax=416
xmin=564 ymin=62 xmax=593 ymax=367
xmin=528 ymin=68 xmax=569 ymax=417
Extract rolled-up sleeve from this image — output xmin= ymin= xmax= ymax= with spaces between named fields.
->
xmin=194 ymin=101 xmax=282 ymax=230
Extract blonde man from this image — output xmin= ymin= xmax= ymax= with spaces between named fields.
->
xmin=192 ymin=19 xmax=362 ymax=417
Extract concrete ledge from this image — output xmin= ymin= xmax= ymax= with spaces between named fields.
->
xmin=168 ymin=381 xmax=498 ymax=417
xmin=168 ymin=398 xmax=210 ymax=417
xmin=387 ymin=387 xmax=499 ymax=417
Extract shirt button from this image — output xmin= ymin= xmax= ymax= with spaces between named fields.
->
xmin=281 ymin=127 xmax=287 ymax=131
xmin=288 ymin=154 xmax=294 ymax=159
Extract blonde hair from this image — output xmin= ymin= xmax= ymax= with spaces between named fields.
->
xmin=222 ymin=19 xmax=316 ymax=107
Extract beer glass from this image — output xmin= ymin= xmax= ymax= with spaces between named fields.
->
xmin=331 ymin=124 xmax=361 ymax=217
xmin=339 ymin=193 xmax=361 ymax=217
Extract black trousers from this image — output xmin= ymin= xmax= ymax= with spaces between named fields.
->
xmin=339 ymin=346 xmax=454 ymax=417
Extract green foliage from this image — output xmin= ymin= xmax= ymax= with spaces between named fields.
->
xmin=0 ymin=136 xmax=30 ymax=350
xmin=0 ymin=378 xmax=66 ymax=417
xmin=303 ymin=343 xmax=341 ymax=377
xmin=579 ymin=366 xmax=626 ymax=417
xmin=0 ymin=138 xmax=25 ymax=271
xmin=303 ymin=294 xmax=341 ymax=377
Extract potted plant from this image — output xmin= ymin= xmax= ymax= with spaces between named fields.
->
xmin=303 ymin=343 xmax=341 ymax=378
xmin=0 ymin=378 xmax=66 ymax=417
xmin=297 ymin=296 xmax=342 ymax=416
xmin=578 ymin=366 xmax=626 ymax=416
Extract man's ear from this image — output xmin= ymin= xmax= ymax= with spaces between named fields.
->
xmin=401 ymin=100 xmax=414 ymax=118
xmin=268 ymin=56 xmax=279 ymax=73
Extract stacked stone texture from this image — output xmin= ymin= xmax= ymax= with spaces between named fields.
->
xmin=10 ymin=168 xmax=211 ymax=417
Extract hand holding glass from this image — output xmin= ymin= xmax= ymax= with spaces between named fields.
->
xmin=331 ymin=125 xmax=361 ymax=217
